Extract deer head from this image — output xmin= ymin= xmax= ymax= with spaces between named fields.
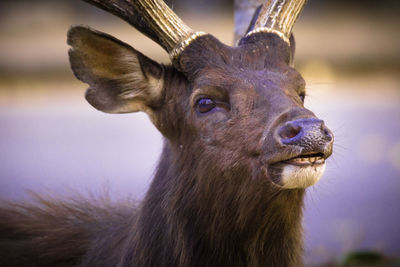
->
xmin=68 ymin=0 xmax=333 ymax=191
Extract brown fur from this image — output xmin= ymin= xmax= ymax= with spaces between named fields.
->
xmin=0 ymin=195 xmax=134 ymax=266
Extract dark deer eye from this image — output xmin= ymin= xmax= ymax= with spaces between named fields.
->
xmin=299 ymin=92 xmax=306 ymax=103
xmin=196 ymin=98 xmax=216 ymax=113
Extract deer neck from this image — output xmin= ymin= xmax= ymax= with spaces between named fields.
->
xmin=128 ymin=144 xmax=305 ymax=267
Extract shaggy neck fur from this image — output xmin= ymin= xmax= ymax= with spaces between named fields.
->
xmin=121 ymin=143 xmax=305 ymax=267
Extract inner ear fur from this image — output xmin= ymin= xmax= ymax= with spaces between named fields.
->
xmin=67 ymin=25 xmax=164 ymax=114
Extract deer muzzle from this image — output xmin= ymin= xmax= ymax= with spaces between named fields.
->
xmin=267 ymin=117 xmax=334 ymax=189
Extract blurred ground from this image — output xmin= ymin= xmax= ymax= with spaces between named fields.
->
xmin=0 ymin=1 xmax=399 ymax=266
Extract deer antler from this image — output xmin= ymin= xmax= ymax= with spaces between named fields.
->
xmin=244 ymin=0 xmax=307 ymax=45
xmin=81 ymin=0 xmax=206 ymax=61
xmin=234 ymin=0 xmax=263 ymax=44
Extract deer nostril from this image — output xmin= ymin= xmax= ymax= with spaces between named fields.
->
xmin=279 ymin=123 xmax=302 ymax=141
xmin=321 ymin=124 xmax=333 ymax=142
xmin=276 ymin=118 xmax=333 ymax=150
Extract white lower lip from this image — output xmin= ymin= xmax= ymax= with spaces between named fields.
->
xmin=279 ymin=162 xmax=326 ymax=189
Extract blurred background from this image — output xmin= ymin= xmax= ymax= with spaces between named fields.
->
xmin=0 ymin=0 xmax=399 ymax=266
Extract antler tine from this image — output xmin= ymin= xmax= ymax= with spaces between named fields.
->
xmin=245 ymin=0 xmax=307 ymax=45
xmin=82 ymin=0 xmax=206 ymax=61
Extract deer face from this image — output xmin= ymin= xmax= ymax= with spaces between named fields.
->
xmin=173 ymin=35 xmax=333 ymax=189
xmin=68 ymin=0 xmax=333 ymax=190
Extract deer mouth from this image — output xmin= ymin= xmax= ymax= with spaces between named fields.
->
xmin=266 ymin=152 xmax=327 ymax=189
xmin=283 ymin=152 xmax=325 ymax=167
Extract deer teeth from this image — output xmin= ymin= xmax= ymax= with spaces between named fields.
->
xmin=285 ymin=156 xmax=325 ymax=166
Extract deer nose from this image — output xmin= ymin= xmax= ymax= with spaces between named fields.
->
xmin=277 ymin=118 xmax=333 ymax=155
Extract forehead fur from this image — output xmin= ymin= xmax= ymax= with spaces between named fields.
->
xmin=176 ymin=33 xmax=293 ymax=78
xmin=192 ymin=66 xmax=305 ymax=96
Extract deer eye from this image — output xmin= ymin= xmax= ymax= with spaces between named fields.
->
xmin=299 ymin=92 xmax=306 ymax=103
xmin=196 ymin=98 xmax=217 ymax=113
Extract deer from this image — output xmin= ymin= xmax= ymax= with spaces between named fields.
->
xmin=0 ymin=0 xmax=334 ymax=266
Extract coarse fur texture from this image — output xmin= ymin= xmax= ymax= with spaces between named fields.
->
xmin=0 ymin=0 xmax=333 ymax=266
xmin=0 ymin=194 xmax=135 ymax=267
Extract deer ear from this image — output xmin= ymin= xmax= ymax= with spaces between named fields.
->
xmin=67 ymin=26 xmax=164 ymax=114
